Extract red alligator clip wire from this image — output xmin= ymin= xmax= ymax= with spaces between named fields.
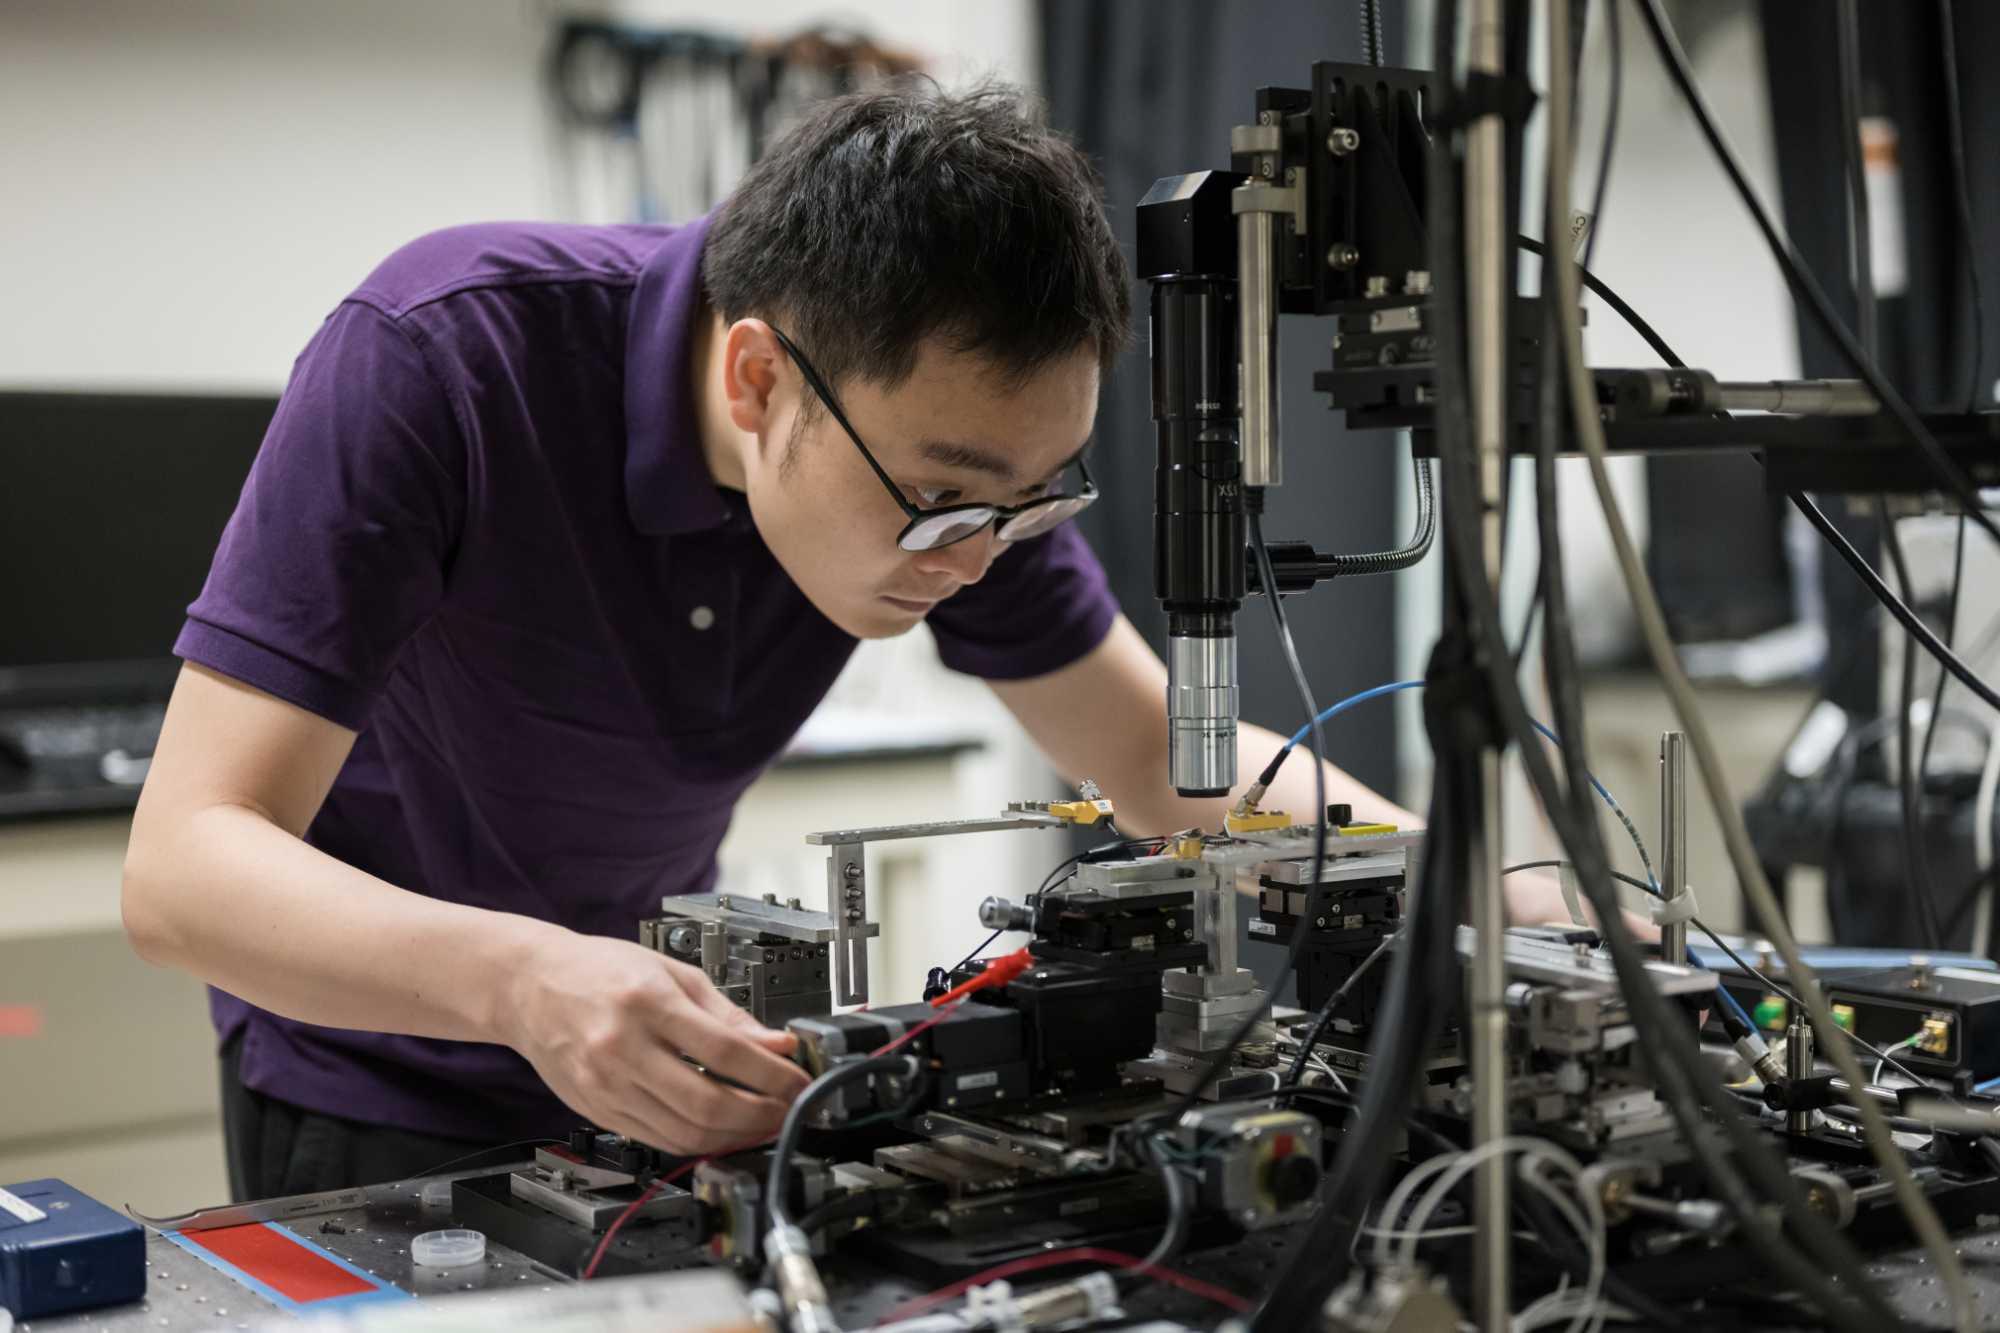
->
xmin=929 ymin=947 xmax=1034 ymax=1008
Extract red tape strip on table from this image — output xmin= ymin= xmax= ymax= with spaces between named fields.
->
xmin=182 ymin=1223 xmax=380 ymax=1303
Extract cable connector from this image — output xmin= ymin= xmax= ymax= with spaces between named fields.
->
xmin=1725 ymin=1017 xmax=1786 ymax=1088
xmin=763 ymin=1223 xmax=840 ymax=1333
xmin=963 ymin=1270 xmax=1121 ymax=1330
xmin=1231 ymin=779 xmax=1270 ymax=818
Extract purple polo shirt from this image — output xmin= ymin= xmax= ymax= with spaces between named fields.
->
xmin=176 ymin=217 xmax=1118 ymax=1142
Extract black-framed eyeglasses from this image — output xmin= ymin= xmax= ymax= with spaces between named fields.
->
xmin=768 ymin=326 xmax=1099 ymax=553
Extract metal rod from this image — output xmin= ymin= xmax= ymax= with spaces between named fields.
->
xmin=1470 ymin=760 xmax=1509 ymax=1332
xmin=1660 ymin=731 xmax=1688 ymax=965
xmin=1464 ymin=0 xmax=1510 ymax=1325
xmin=1715 ymin=378 xmax=1878 ymax=416
xmin=1787 ymin=1013 xmax=1816 ymax=1136
xmin=1238 ymin=208 xmax=1282 ymax=487
xmin=1827 ymin=1077 xmax=1904 ymax=1112
xmin=700 ymin=921 xmax=727 ymax=986
xmin=130 ymin=1186 xmax=369 ymax=1233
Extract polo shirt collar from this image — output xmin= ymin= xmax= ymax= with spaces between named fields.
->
xmin=624 ymin=212 xmax=731 ymax=537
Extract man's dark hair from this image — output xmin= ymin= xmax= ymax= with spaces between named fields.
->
xmin=702 ymin=80 xmax=1131 ymax=397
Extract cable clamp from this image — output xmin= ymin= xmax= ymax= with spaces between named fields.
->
xmin=1433 ymin=70 xmax=1539 ymax=131
xmin=1650 ymin=886 xmax=1700 ymax=927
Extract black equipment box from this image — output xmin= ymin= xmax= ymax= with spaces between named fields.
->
xmin=972 ymin=961 xmax=1164 ymax=1093
xmin=1254 ymin=863 xmax=1403 ymax=1028
xmin=1030 ymin=886 xmax=1207 ymax=973
xmin=1824 ymin=966 xmax=2000 ymax=1080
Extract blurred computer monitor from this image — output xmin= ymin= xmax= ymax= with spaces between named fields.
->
xmin=0 ymin=391 xmax=273 ymax=706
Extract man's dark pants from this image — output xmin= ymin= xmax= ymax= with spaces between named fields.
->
xmin=219 ymin=1033 xmax=508 ymax=1200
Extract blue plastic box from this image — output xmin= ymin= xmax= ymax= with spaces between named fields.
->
xmin=0 ymin=1178 xmax=145 ymax=1319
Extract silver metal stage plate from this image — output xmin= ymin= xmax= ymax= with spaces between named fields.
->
xmin=652 ymin=893 xmax=877 ymax=945
xmin=1455 ymin=924 xmax=1720 ymax=998
xmin=803 ymin=812 xmax=1062 ymax=844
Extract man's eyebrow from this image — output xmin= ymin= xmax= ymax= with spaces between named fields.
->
xmin=916 ymin=440 xmax=1017 ymax=480
xmin=916 ymin=439 xmax=1094 ymax=489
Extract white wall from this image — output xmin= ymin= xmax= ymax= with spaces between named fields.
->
xmin=0 ymin=0 xmax=1034 ymax=393
xmin=608 ymin=0 xmax=1035 ymax=88
xmin=3 ymin=0 xmax=553 ymax=391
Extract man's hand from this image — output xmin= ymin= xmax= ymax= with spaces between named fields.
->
xmin=1504 ymin=871 xmax=1660 ymax=943
xmin=497 ymin=932 xmax=810 ymax=1156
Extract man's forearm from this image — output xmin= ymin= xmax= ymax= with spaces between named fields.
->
xmin=124 ymin=801 xmax=552 ymax=1046
xmin=1243 ymin=721 xmax=1418 ymax=828
xmin=1107 ymin=721 xmax=1414 ymax=837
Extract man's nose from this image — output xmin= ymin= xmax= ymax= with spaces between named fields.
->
xmin=913 ymin=526 xmax=1002 ymax=587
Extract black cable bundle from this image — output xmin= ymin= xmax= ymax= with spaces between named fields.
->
xmin=1521 ymin=3 xmax=1912 ymax=1323
xmin=1249 ymin=8 xmax=1482 ymax=1322
xmin=1832 ymin=0 xmax=1947 ymax=952
xmin=1255 ymin=3 xmax=1902 ymax=1325
xmin=1248 ymin=631 xmax=1474 ymax=1330
xmin=764 ymin=1054 xmax=915 ymax=1234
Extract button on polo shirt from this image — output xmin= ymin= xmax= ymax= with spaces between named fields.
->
xmin=176 ymin=216 xmax=1118 ymax=1141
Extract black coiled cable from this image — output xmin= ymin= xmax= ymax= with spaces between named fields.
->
xmin=1313 ymin=455 xmax=1434 ymax=578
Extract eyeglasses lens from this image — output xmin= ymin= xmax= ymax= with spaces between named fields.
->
xmin=899 ymin=508 xmax=1001 ymax=551
xmin=997 ymin=495 xmax=1092 ymax=542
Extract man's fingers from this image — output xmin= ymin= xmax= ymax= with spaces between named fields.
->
xmin=627 ymin=1048 xmax=789 ymax=1144
xmin=744 ymin=1024 xmax=799 ymax=1058
xmin=689 ymin=977 xmax=801 ymax=1052
xmin=660 ymin=1004 xmax=809 ymax=1101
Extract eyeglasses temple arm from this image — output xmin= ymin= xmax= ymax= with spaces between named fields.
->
xmin=767 ymin=326 xmax=920 ymax=520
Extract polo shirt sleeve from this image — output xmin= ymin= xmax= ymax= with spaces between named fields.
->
xmin=925 ymin=523 xmax=1120 ymax=681
xmin=175 ymin=300 xmax=466 ymax=731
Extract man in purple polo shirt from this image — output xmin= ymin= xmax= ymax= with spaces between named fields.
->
xmin=123 ymin=84 xmax=1574 ymax=1199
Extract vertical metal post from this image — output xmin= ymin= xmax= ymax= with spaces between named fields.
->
xmin=1195 ymin=868 xmax=1240 ymax=978
xmin=1464 ymin=0 xmax=1511 ymax=1327
xmin=1237 ymin=209 xmax=1282 ymax=488
xmin=1786 ymin=1013 xmax=1816 ymax=1136
xmin=699 ymin=921 xmax=727 ymax=986
xmin=824 ymin=843 xmax=869 ymax=1007
xmin=1660 ymin=731 xmax=1689 ymax=966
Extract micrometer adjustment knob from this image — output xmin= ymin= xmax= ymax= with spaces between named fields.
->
xmin=978 ymin=896 xmax=1034 ymax=931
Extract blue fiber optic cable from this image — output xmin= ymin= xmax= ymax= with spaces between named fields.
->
xmin=1271 ymin=677 xmax=1658 ymax=888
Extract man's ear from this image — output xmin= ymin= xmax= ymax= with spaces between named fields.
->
xmin=720 ymin=318 xmax=786 ymax=441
